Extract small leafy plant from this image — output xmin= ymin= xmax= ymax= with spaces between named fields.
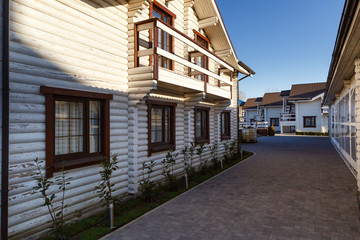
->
xmin=223 ymin=141 xmax=230 ymax=163
xmin=162 ymin=148 xmax=179 ymax=191
xmin=33 ymin=158 xmax=71 ymax=240
xmin=139 ymin=160 xmax=157 ymax=202
xmin=95 ymin=155 xmax=120 ymax=207
xmin=210 ymin=141 xmax=219 ymax=169
xmin=186 ymin=142 xmax=196 ymax=177
xmin=196 ymin=143 xmax=207 ymax=174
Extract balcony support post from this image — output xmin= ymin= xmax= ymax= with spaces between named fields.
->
xmin=153 ymin=26 xmax=159 ymax=80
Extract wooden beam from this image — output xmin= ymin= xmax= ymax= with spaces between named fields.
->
xmin=344 ymin=79 xmax=352 ymax=88
xmin=157 ymin=48 xmax=233 ymax=86
xmin=156 ymin=20 xmax=234 ymax=71
xmin=199 ymin=16 xmax=219 ymax=29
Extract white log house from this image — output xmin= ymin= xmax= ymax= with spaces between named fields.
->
xmin=242 ymin=83 xmax=329 ymax=134
xmin=324 ymin=0 xmax=360 ymax=189
xmin=0 ymin=0 xmax=254 ymax=238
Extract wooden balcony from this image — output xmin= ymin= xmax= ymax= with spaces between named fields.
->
xmin=132 ymin=18 xmax=234 ymax=100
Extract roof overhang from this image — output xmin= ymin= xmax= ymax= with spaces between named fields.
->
xmin=193 ymin=0 xmax=254 ymax=76
xmin=324 ymin=0 xmax=360 ymax=105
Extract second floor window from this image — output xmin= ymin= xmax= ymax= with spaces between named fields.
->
xmin=193 ymin=30 xmax=209 ymax=81
xmin=195 ymin=107 xmax=210 ymax=143
xmin=151 ymin=1 xmax=175 ymax=70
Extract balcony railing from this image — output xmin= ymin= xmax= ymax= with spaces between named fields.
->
xmin=133 ymin=18 xmax=234 ymax=99
xmin=280 ymin=113 xmax=296 ymax=121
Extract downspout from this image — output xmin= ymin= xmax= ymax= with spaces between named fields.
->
xmin=1 ymin=0 xmax=9 ymax=239
xmin=237 ymin=73 xmax=252 ymax=147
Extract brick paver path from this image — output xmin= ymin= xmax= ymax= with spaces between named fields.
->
xmin=102 ymin=136 xmax=360 ymax=240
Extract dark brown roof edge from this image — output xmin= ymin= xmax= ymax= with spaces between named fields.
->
xmin=238 ymin=60 xmax=255 ymax=75
xmin=325 ymin=0 xmax=359 ymax=103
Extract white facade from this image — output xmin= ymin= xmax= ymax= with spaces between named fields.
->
xmin=294 ymin=97 xmax=329 ymax=133
xmin=264 ymin=106 xmax=282 ymax=132
xmin=3 ymin=0 xmax=253 ymax=238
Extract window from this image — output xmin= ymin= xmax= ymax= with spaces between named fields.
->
xmin=270 ymin=118 xmax=279 ymax=127
xmin=221 ymin=111 xmax=231 ymax=140
xmin=150 ymin=1 xmax=175 ymax=70
xmin=40 ymin=86 xmax=112 ymax=178
xmin=195 ymin=107 xmax=210 ymax=143
xmin=147 ymin=100 xmax=176 ymax=156
xmin=192 ymin=30 xmax=209 ymax=82
xmin=303 ymin=116 xmax=316 ymax=128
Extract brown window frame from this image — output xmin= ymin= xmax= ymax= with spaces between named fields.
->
xmin=194 ymin=107 xmax=210 ymax=144
xmin=40 ymin=86 xmax=112 ymax=178
xmin=192 ymin=30 xmax=209 ymax=83
xmin=270 ymin=118 xmax=279 ymax=127
xmin=149 ymin=1 xmax=176 ymax=70
xmin=147 ymin=100 xmax=177 ymax=156
xmin=221 ymin=111 xmax=231 ymax=140
xmin=303 ymin=116 xmax=316 ymax=128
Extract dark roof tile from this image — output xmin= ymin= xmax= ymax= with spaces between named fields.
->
xmin=288 ymin=82 xmax=326 ymax=100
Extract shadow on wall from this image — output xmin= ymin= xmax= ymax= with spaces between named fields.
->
xmin=8 ymin=0 xmax=129 ymax=238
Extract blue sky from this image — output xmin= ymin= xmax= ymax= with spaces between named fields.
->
xmin=217 ymin=0 xmax=345 ymax=100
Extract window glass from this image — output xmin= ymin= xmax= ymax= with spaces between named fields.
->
xmin=351 ymin=89 xmax=356 ymax=122
xmin=55 ymin=101 xmax=84 ymax=155
xmin=89 ymin=101 xmax=101 ymax=153
xmin=195 ymin=108 xmax=209 ymax=142
xmin=151 ymin=106 xmax=163 ymax=143
xmin=221 ymin=112 xmax=231 ymax=138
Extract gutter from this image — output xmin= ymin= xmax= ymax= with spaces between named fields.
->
xmin=237 ymin=73 xmax=253 ymax=146
xmin=1 ymin=0 xmax=9 ymax=239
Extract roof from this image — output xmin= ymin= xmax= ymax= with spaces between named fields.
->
xmin=280 ymin=90 xmax=291 ymax=97
xmin=260 ymin=92 xmax=283 ymax=107
xmin=242 ymin=98 xmax=258 ymax=109
xmin=324 ymin=0 xmax=360 ymax=105
xmin=288 ymin=82 xmax=326 ymax=101
xmin=240 ymin=101 xmax=245 ymax=107
xmin=193 ymin=0 xmax=254 ymax=75
xmin=255 ymin=97 xmax=263 ymax=103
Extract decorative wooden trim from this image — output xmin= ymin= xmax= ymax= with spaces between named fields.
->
xmin=136 ymin=18 xmax=234 ymax=71
xmin=147 ymin=100 xmax=177 ymax=156
xmin=45 ymin=93 xmax=54 ymax=178
xmin=134 ymin=23 xmax=139 ymax=67
xmin=193 ymin=30 xmax=209 ymax=84
xmin=40 ymin=86 xmax=113 ymax=100
xmin=303 ymin=116 xmax=316 ymax=128
xmin=150 ymin=0 xmax=176 ymax=19
xmin=149 ymin=1 xmax=175 ymax=71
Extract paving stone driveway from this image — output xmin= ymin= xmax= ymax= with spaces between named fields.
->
xmin=102 ymin=136 xmax=360 ymax=240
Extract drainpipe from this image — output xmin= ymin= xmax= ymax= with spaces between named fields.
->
xmin=1 ymin=0 xmax=10 ymax=239
xmin=237 ymin=73 xmax=252 ymax=151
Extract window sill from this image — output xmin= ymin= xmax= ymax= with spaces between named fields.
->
xmin=150 ymin=144 xmax=175 ymax=155
xmin=53 ymin=155 xmax=103 ymax=174
xmin=221 ymin=136 xmax=231 ymax=141
xmin=195 ymin=138 xmax=209 ymax=145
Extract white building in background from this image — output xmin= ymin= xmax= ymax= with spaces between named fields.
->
xmin=323 ymin=0 xmax=360 ymax=187
xmin=243 ymin=82 xmax=329 ymax=134
xmin=280 ymin=82 xmax=328 ymax=134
